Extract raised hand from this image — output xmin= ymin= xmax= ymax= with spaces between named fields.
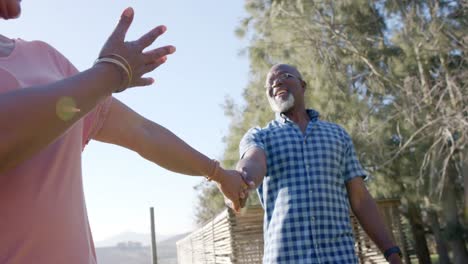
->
xmin=97 ymin=7 xmax=176 ymax=92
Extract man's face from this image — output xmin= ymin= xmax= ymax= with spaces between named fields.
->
xmin=265 ymin=65 xmax=303 ymax=113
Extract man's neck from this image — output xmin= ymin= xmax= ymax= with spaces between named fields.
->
xmin=0 ymin=35 xmax=15 ymax=58
xmin=283 ymin=108 xmax=310 ymax=132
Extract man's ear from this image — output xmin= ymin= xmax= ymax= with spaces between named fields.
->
xmin=301 ymin=80 xmax=307 ymax=90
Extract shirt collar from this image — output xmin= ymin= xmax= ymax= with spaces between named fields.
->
xmin=276 ymin=109 xmax=320 ymax=123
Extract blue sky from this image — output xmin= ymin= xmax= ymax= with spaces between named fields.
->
xmin=1 ymin=0 xmax=250 ymax=241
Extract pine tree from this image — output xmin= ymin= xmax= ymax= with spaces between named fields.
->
xmin=195 ymin=2 xmax=467 ymax=262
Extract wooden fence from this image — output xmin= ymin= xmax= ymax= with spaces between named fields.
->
xmin=177 ymin=199 xmax=414 ymax=264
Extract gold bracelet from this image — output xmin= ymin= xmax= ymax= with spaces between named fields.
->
xmin=107 ymin=53 xmax=133 ymax=84
xmin=94 ymin=57 xmax=130 ymax=92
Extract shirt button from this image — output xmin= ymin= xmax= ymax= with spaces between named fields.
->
xmin=311 ymin=216 xmax=315 ymax=221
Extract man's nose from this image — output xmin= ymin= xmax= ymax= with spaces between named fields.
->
xmin=272 ymin=78 xmax=283 ymax=88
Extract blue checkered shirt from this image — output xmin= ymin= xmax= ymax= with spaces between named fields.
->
xmin=239 ymin=109 xmax=367 ymax=264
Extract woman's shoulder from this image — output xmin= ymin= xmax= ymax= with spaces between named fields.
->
xmin=16 ymin=38 xmax=59 ymax=53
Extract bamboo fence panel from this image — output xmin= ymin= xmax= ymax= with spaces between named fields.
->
xmin=177 ymin=199 xmax=414 ymax=264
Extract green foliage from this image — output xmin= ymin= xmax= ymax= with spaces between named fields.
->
xmin=194 ymin=1 xmax=468 ymax=238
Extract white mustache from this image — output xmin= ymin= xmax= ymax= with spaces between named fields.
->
xmin=268 ymin=93 xmax=294 ymax=113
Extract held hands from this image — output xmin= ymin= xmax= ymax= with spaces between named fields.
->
xmin=214 ymin=168 xmax=254 ymax=212
xmin=97 ymin=7 xmax=176 ymax=92
xmin=239 ymin=169 xmax=254 ymax=208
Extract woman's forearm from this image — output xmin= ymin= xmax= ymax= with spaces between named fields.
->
xmin=136 ymin=120 xmax=214 ymax=177
xmin=0 ymin=63 xmax=119 ymax=173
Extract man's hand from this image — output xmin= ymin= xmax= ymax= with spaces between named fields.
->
xmin=388 ymin=254 xmax=402 ymax=264
xmin=215 ymin=168 xmax=254 ymax=212
xmin=239 ymin=169 xmax=256 ymax=208
xmin=235 ymin=147 xmax=266 ymax=208
xmin=215 ymin=169 xmax=244 ymax=212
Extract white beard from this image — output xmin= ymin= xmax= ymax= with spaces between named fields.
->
xmin=268 ymin=93 xmax=295 ymax=113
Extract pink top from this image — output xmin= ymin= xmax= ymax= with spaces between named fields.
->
xmin=0 ymin=39 xmax=112 ymax=263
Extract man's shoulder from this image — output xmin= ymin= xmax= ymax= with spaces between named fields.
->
xmin=265 ymin=118 xmax=284 ymax=129
xmin=317 ymin=119 xmax=346 ymax=131
xmin=246 ymin=119 xmax=281 ymax=132
xmin=240 ymin=121 xmax=280 ymax=145
xmin=315 ymin=120 xmax=351 ymax=141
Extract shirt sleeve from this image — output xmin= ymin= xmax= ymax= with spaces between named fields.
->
xmin=81 ymin=97 xmax=113 ymax=149
xmin=38 ymin=41 xmax=114 ymax=150
xmin=342 ymin=130 xmax=367 ymax=182
xmin=239 ymin=127 xmax=265 ymax=159
xmin=39 ymin=40 xmax=79 ymax=78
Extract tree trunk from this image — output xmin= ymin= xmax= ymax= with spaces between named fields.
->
xmin=441 ymin=163 xmax=468 ymax=264
xmin=427 ymin=210 xmax=451 ymax=264
xmin=407 ymin=202 xmax=432 ymax=264
xmin=462 ymin=151 xmax=468 ymax=226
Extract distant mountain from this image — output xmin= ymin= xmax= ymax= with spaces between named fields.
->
xmin=157 ymin=233 xmax=189 ymax=260
xmin=95 ymin=231 xmax=172 ymax=247
xmin=96 ymin=232 xmax=190 ymax=264
xmin=96 ymin=246 xmax=152 ymax=264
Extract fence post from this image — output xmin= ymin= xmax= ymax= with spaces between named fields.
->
xmin=150 ymin=207 xmax=158 ymax=264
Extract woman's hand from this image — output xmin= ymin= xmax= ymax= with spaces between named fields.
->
xmin=98 ymin=7 xmax=176 ymax=91
xmin=0 ymin=0 xmax=21 ymax=19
